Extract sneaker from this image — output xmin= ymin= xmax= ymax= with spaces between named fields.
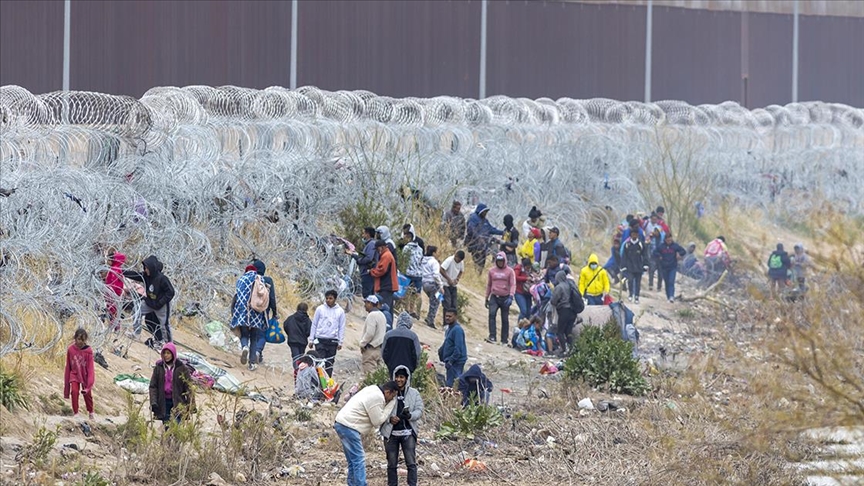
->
xmin=88 ymin=413 xmax=95 ymax=420
xmin=249 ymin=363 xmax=258 ymax=371
xmin=240 ymin=346 xmax=249 ymax=365
xmin=668 ymin=297 xmax=674 ymax=303
xmin=425 ymin=322 xmax=437 ymax=329
xmin=627 ymin=296 xmax=633 ymax=302
xmin=635 ymin=297 xmax=640 ymax=304
xmin=73 ymin=413 xmax=80 ymax=420
xmin=484 ymin=337 xmax=497 ymax=344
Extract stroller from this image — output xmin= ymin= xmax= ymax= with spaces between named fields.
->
xmin=293 ymin=352 xmax=341 ymax=404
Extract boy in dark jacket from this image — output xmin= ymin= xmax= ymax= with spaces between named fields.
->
xmin=438 ymin=309 xmax=467 ymax=387
xmin=124 ymin=255 xmax=175 ymax=343
xmin=653 ymin=234 xmax=686 ymax=303
xmin=284 ymin=302 xmax=312 ymax=369
xmin=149 ymin=342 xmax=194 ymax=428
xmin=621 ymin=234 xmax=649 ymax=304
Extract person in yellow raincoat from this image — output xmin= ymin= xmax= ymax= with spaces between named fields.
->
xmin=578 ymin=254 xmax=611 ymax=305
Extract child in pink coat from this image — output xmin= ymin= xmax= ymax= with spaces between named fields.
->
xmin=64 ymin=328 xmax=95 ymax=419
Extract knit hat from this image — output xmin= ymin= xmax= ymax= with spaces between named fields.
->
xmin=528 ymin=206 xmax=542 ymax=219
xmin=530 ymin=228 xmax=541 ymax=239
xmin=244 ymin=264 xmax=257 ymax=272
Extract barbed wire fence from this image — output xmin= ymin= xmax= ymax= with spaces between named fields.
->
xmin=1 ymin=85 xmax=862 ymax=356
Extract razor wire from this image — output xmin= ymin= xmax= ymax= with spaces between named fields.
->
xmin=1 ymin=84 xmax=862 ymax=356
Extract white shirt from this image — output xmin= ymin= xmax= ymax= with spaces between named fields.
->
xmin=309 ymin=303 xmax=346 ymax=345
xmin=440 ymin=256 xmax=464 ymax=286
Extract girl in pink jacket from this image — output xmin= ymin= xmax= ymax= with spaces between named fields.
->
xmin=64 ymin=328 xmax=95 ymax=419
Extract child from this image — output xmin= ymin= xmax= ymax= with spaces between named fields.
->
xmin=64 ymin=328 xmax=95 ymax=419
xmin=294 ymin=352 xmax=324 ymax=401
xmin=148 ymin=342 xmax=194 ymax=428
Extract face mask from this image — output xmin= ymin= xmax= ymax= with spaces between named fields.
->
xmin=589 ymin=263 xmax=598 ymax=270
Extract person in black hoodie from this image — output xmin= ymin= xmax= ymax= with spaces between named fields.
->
xmin=252 ymin=259 xmax=278 ymax=363
xmin=458 ymin=364 xmax=493 ymax=407
xmin=284 ymin=302 xmax=312 ymax=369
xmin=620 ymin=233 xmax=650 ymax=304
xmin=124 ymin=255 xmax=175 ymax=343
xmin=382 ymin=312 xmax=422 ymax=375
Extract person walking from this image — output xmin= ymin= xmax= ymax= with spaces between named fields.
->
xmin=485 ymin=252 xmax=516 ymax=344
xmin=380 ymin=366 xmax=424 ymax=486
xmin=334 ymin=382 xmax=399 ymax=486
xmin=308 ymin=289 xmax=346 ymax=378
xmin=148 ymin=342 xmax=194 ymax=428
xmin=621 ymin=232 xmax=650 ymax=304
xmin=438 ymin=309 xmax=467 ymax=387
xmin=230 ymin=264 xmax=267 ymax=370
xmin=371 ymin=240 xmax=399 ymax=311
xmin=401 ymin=228 xmax=425 ymax=319
xmin=359 ymin=295 xmax=387 ymax=374
xmin=438 ymin=250 xmax=465 ymax=320
xmin=465 ymin=203 xmax=503 ymax=272
xmin=64 ymin=328 xmax=95 ymax=420
xmin=284 ymin=302 xmax=312 ymax=369
xmin=252 ymin=259 xmax=278 ymax=363
xmin=767 ymin=243 xmax=792 ymax=298
xmin=654 ymin=234 xmax=687 ymax=303
xmin=442 ymin=201 xmax=466 ymax=248
xmin=382 ymin=311 xmax=422 ymax=375
xmin=421 ymin=246 xmax=444 ymax=329
xmin=790 ymin=243 xmax=812 ymax=292
xmin=348 ymin=227 xmax=379 ymax=298
xmin=578 ymin=254 xmax=611 ymax=305
xmin=550 ymin=269 xmax=585 ymax=352
xmin=123 ymin=255 xmax=175 ymax=344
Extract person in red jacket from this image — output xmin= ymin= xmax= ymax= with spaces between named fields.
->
xmin=64 ymin=328 xmax=95 ymax=419
xmin=371 ymin=240 xmax=399 ymax=311
xmin=513 ymin=257 xmax=536 ymax=320
xmin=104 ymin=250 xmax=125 ymax=330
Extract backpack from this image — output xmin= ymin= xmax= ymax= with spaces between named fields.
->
xmin=249 ymin=275 xmax=270 ymax=313
xmin=265 ymin=317 xmax=285 ymax=344
xmin=768 ymin=253 xmax=783 ymax=270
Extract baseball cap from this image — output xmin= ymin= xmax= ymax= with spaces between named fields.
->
xmin=364 ymin=295 xmax=380 ymax=304
xmin=495 ymin=254 xmax=506 ymax=260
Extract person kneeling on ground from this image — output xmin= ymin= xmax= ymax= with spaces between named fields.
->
xmin=458 ymin=364 xmax=493 ymax=407
xmin=381 ymin=366 xmax=424 ymax=486
xmin=334 ymin=381 xmax=399 ymax=486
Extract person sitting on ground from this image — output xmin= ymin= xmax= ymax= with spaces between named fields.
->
xmin=380 ymin=366 xmax=424 ymax=486
xmin=767 ymin=243 xmax=792 ymax=298
xmin=703 ymin=236 xmax=731 ymax=274
xmin=681 ymin=242 xmax=700 ymax=278
xmin=579 ymin=253 xmax=611 ymax=305
xmin=382 ymin=311 xmax=422 ymax=375
xmin=334 ymin=382 xmax=399 ymax=486
xmin=458 ymin=364 xmax=493 ymax=407
xmin=512 ymin=316 xmax=545 ymax=352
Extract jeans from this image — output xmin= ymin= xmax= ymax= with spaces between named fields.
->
xmin=385 ymin=434 xmax=417 ymax=486
xmin=488 ymin=295 xmax=512 ymax=342
xmin=315 ymin=338 xmax=339 ymax=377
xmin=442 ymin=286 xmax=458 ymax=314
xmin=661 ymin=267 xmax=677 ymax=300
xmin=585 ymin=294 xmax=604 ymax=306
xmin=239 ymin=326 xmax=261 ymax=363
xmin=422 ymin=282 xmax=440 ymax=327
xmin=289 ymin=344 xmax=305 ymax=369
xmin=334 ymin=422 xmax=367 ymax=486
xmin=627 ymin=272 xmax=643 ymax=298
xmin=445 ymin=361 xmax=464 ymax=387
xmin=256 ymin=328 xmax=267 ymax=362
xmin=514 ymin=293 xmax=531 ymax=320
xmin=162 ymin=398 xmax=181 ymax=428
xmin=648 ymin=257 xmax=661 ymax=290
xmin=360 ymin=273 xmax=374 ymax=298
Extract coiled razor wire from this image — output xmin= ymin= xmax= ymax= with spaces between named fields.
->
xmin=1 ymin=84 xmax=862 ymax=356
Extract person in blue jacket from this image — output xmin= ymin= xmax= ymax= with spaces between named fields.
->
xmin=465 ymin=203 xmax=504 ymax=273
xmin=348 ymin=227 xmax=379 ymax=298
xmin=437 ymin=309 xmax=467 ymax=387
xmin=653 ymin=233 xmax=686 ymax=303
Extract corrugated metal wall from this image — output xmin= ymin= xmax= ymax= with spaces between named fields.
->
xmin=1 ymin=0 xmax=862 ymax=107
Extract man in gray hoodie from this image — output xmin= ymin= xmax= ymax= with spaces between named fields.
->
xmin=380 ymin=366 xmax=424 ymax=486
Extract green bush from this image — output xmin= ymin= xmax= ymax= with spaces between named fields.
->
xmin=563 ymin=322 xmax=649 ymax=396
xmin=0 ymin=367 xmax=29 ymax=411
xmin=337 ymin=191 xmax=388 ymax=247
xmin=455 ymin=291 xmax=472 ymax=326
xmin=435 ymin=402 xmax=503 ymax=440
xmin=361 ymin=351 xmax=433 ymax=397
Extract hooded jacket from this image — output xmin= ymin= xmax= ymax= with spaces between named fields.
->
xmin=124 ymin=255 xmax=175 ymax=311
xmin=402 ymin=239 xmax=424 ymax=277
xmin=105 ymin=252 xmax=126 ymax=318
xmin=64 ymin=343 xmax=95 ymax=397
xmin=401 ymin=224 xmax=426 ymax=252
xmin=486 ymin=252 xmax=516 ymax=299
xmin=579 ymin=254 xmax=611 ymax=297
xmin=371 ymin=245 xmax=398 ymax=292
xmin=551 ymin=270 xmax=585 ymax=313
xmin=230 ymin=270 xmax=267 ymax=329
xmin=380 ymin=365 xmax=424 ymax=439
xmin=376 ymin=226 xmax=399 ymax=269
xmin=252 ymin=260 xmax=278 ymax=318
xmin=148 ymin=342 xmax=194 ymax=419
xmin=465 ymin=204 xmax=503 ymax=251
xmin=500 ymin=214 xmax=520 ymax=257
xmin=283 ymin=310 xmax=312 ymax=347
xmin=621 ymin=238 xmax=650 ymax=273
xmin=382 ymin=312 xmax=422 ymax=374
xmin=439 ymin=321 xmax=467 ymax=367
xmin=458 ymin=364 xmax=493 ymax=407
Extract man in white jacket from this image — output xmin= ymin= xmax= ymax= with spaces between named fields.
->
xmin=334 ymin=382 xmax=399 ymax=486
xmin=308 ymin=290 xmax=346 ymax=378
